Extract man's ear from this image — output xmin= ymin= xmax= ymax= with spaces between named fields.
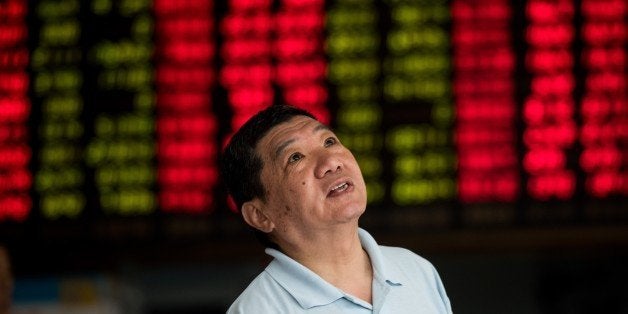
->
xmin=241 ymin=200 xmax=275 ymax=233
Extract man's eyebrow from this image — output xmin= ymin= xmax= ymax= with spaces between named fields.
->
xmin=274 ymin=139 xmax=295 ymax=160
xmin=274 ymin=123 xmax=331 ymax=159
xmin=313 ymin=123 xmax=330 ymax=133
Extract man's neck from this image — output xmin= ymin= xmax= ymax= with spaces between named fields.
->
xmin=278 ymin=226 xmax=374 ymax=304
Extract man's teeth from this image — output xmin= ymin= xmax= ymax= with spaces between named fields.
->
xmin=332 ymin=183 xmax=348 ymax=191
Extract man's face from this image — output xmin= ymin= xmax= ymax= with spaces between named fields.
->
xmin=254 ymin=115 xmax=367 ymax=242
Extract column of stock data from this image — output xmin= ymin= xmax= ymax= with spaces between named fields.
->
xmin=85 ymin=0 xmax=156 ymax=216
xmin=579 ymin=0 xmax=627 ymax=198
xmin=383 ymin=0 xmax=456 ymax=206
xmin=220 ymin=0 xmax=330 ymax=134
xmin=326 ymin=0 xmax=384 ymax=204
xmin=452 ymin=0 xmax=518 ymax=203
xmin=523 ymin=0 xmax=577 ymax=200
xmin=155 ymin=0 xmax=217 ymax=213
xmin=32 ymin=0 xmax=84 ymax=219
xmin=274 ymin=0 xmax=328 ymax=123
xmin=0 ymin=0 xmax=30 ymax=221
xmin=220 ymin=0 xmax=274 ymax=132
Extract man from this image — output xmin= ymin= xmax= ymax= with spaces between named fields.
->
xmin=221 ymin=104 xmax=452 ymax=313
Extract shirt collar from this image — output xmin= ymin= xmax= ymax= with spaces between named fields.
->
xmin=358 ymin=228 xmax=403 ymax=287
xmin=264 ymin=228 xmax=402 ymax=309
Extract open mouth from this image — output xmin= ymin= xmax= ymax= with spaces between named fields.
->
xmin=327 ymin=181 xmax=352 ymax=197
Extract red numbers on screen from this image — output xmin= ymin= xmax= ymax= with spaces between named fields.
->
xmin=155 ymin=0 xmax=218 ymax=213
xmin=220 ymin=0 xmax=329 ymax=135
xmin=523 ymin=0 xmax=577 ymax=200
xmin=579 ymin=0 xmax=627 ymax=197
xmin=0 ymin=0 xmax=30 ymax=221
xmin=453 ymin=0 xmax=518 ymax=203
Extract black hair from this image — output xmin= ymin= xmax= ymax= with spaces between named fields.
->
xmin=220 ymin=104 xmax=316 ymax=248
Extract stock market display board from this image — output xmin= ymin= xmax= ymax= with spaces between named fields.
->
xmin=0 ymin=0 xmax=627 ymax=260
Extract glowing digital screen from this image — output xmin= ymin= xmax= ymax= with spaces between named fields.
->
xmin=0 ymin=0 xmax=626 ymax=241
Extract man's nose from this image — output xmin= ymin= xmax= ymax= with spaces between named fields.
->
xmin=315 ymin=151 xmax=343 ymax=178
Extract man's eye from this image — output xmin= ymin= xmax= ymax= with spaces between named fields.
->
xmin=324 ymin=137 xmax=337 ymax=147
xmin=288 ymin=153 xmax=303 ymax=164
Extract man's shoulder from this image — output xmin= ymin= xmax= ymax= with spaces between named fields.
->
xmin=226 ymin=269 xmax=295 ymax=314
xmin=227 ymin=271 xmax=274 ymax=311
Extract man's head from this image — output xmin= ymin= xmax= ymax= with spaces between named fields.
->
xmin=220 ymin=105 xmax=367 ymax=249
xmin=221 ymin=105 xmax=317 ymax=211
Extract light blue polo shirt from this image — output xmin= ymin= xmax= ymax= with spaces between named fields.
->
xmin=227 ymin=228 xmax=453 ymax=313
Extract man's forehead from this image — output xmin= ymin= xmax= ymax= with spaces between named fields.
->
xmin=264 ymin=117 xmax=327 ymax=142
xmin=258 ymin=117 xmax=331 ymax=157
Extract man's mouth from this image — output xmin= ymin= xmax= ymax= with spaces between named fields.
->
xmin=327 ymin=181 xmax=352 ymax=197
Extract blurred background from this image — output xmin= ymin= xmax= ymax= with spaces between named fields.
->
xmin=1 ymin=0 xmax=627 ymax=313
